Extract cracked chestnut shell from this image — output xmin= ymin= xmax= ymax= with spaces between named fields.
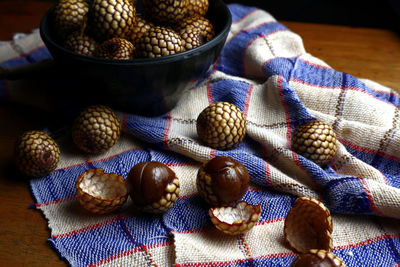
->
xmin=76 ymin=168 xmax=128 ymax=214
xmin=209 ymin=201 xmax=261 ymax=235
xmin=284 ymin=197 xmax=333 ymax=254
xmin=127 ymin=161 xmax=180 ymax=213
xmin=197 ymin=156 xmax=249 ymax=206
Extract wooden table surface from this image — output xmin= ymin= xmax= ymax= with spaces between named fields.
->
xmin=1 ymin=1 xmax=400 ymax=266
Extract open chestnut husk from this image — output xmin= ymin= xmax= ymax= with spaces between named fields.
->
xmin=197 ymin=156 xmax=249 ymax=206
xmin=75 ymin=168 xmax=128 ymax=214
xmin=209 ymin=201 xmax=261 ymax=235
xmin=127 ymin=161 xmax=180 ymax=213
xmin=284 ymin=197 xmax=333 ymax=254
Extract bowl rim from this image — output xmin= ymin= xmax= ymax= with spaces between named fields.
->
xmin=40 ymin=0 xmax=232 ymax=66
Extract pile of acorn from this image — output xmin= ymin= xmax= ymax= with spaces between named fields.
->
xmin=52 ymin=0 xmax=215 ymax=59
xmin=14 ymin=101 xmax=344 ymax=266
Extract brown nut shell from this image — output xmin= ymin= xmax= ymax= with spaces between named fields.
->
xmin=135 ymin=26 xmax=184 ymax=58
xmin=96 ymin=38 xmax=135 ymax=59
xmin=128 ymin=16 xmax=154 ymax=45
xmin=291 ymin=120 xmax=337 ymax=166
xmin=53 ymin=0 xmax=89 ymax=38
xmin=127 ymin=161 xmax=180 ymax=213
xmin=175 ymin=15 xmax=214 ymax=42
xmin=209 ymin=201 xmax=261 ymax=235
xmin=64 ymin=32 xmax=98 ymax=56
xmin=179 ymin=27 xmax=204 ymax=51
xmin=89 ymin=0 xmax=136 ymax=40
xmin=284 ymin=197 xmax=333 ymax=254
xmin=196 ymin=102 xmax=246 ymax=150
xmin=187 ymin=0 xmax=209 ymax=17
xmin=72 ymin=105 xmax=121 ymax=154
xmin=15 ymin=130 xmax=60 ymax=177
xmin=291 ymin=249 xmax=346 ymax=267
xmin=76 ymin=168 xmax=128 ymax=214
xmin=197 ymin=156 xmax=249 ymax=206
xmin=142 ymin=0 xmax=189 ymax=25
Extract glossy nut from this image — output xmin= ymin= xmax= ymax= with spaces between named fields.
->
xmin=187 ymin=0 xmax=209 ymax=17
xmin=76 ymin=168 xmax=128 ymax=214
xmin=127 ymin=161 xmax=180 ymax=213
xmin=197 ymin=156 xmax=249 ymax=206
xmin=179 ymin=27 xmax=204 ymax=51
xmin=72 ymin=105 xmax=121 ymax=154
xmin=196 ymin=102 xmax=246 ymax=150
xmin=209 ymin=201 xmax=261 ymax=235
xmin=96 ymin=38 xmax=135 ymax=59
xmin=64 ymin=32 xmax=98 ymax=56
xmin=291 ymin=249 xmax=346 ymax=267
xmin=292 ymin=120 xmax=337 ymax=166
xmin=90 ymin=0 xmax=136 ymax=40
xmin=128 ymin=16 xmax=154 ymax=45
xmin=175 ymin=15 xmax=215 ymax=42
xmin=53 ymin=0 xmax=89 ymax=38
xmin=14 ymin=130 xmax=60 ymax=177
xmin=135 ymin=26 xmax=184 ymax=58
xmin=284 ymin=197 xmax=333 ymax=254
xmin=142 ymin=0 xmax=189 ymax=25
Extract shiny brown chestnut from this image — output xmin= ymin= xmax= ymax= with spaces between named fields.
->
xmin=127 ymin=161 xmax=180 ymax=213
xmin=197 ymin=156 xmax=249 ymax=206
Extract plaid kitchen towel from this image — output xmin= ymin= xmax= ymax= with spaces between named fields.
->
xmin=1 ymin=4 xmax=400 ymax=267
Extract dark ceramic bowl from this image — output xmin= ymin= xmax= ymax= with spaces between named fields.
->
xmin=40 ymin=0 xmax=232 ymax=116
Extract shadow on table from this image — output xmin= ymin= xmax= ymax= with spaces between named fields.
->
xmin=226 ymin=0 xmax=400 ymax=34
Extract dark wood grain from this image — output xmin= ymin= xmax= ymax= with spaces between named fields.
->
xmin=283 ymin=21 xmax=400 ymax=90
xmin=0 ymin=1 xmax=399 ymax=266
xmin=0 ymin=1 xmax=53 ymax=40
